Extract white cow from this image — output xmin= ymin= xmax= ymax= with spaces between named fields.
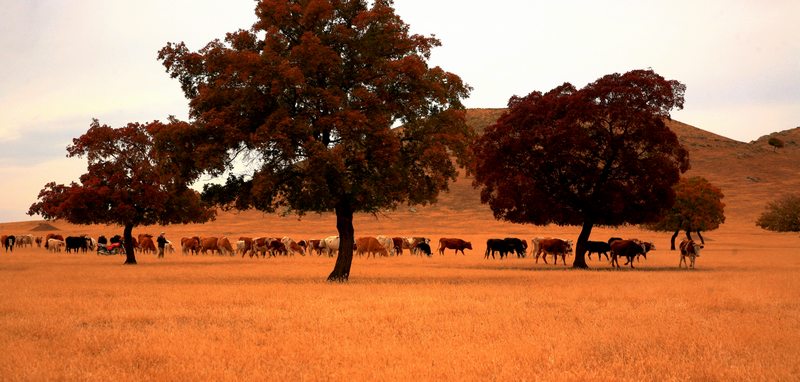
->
xmin=320 ymin=236 xmax=339 ymax=257
xmin=376 ymin=235 xmax=396 ymax=256
xmin=47 ymin=239 xmax=65 ymax=253
xmin=281 ymin=237 xmax=306 ymax=256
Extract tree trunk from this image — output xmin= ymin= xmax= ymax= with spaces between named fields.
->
xmin=696 ymin=231 xmax=704 ymax=244
xmin=685 ymin=229 xmax=693 ymax=241
xmin=327 ymin=202 xmax=355 ymax=282
xmin=670 ymin=229 xmax=679 ymax=250
xmin=123 ymin=223 xmax=137 ymax=265
xmin=572 ymin=221 xmax=593 ymax=269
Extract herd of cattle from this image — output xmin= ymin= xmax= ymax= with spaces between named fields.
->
xmin=0 ymin=233 xmax=705 ymax=269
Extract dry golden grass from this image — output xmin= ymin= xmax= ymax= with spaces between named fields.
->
xmin=1 ymin=217 xmax=799 ymax=381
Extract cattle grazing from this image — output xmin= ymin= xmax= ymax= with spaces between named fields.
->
xmin=282 ymin=237 xmax=305 ymax=256
xmin=307 ymin=239 xmax=323 ymax=256
xmin=485 ymin=238 xmax=511 ymax=259
xmin=251 ymin=237 xmax=271 ymax=258
xmin=438 ymin=238 xmax=472 ymax=256
xmin=218 ymin=237 xmax=235 ymax=256
xmin=679 ymin=239 xmax=703 ymax=269
xmin=586 ymin=241 xmax=612 ymax=261
xmin=392 ymin=237 xmax=405 ymax=255
xmin=504 ymin=238 xmax=527 ymax=258
xmin=532 ymin=238 xmax=573 ymax=265
xmin=16 ymin=234 xmax=34 ymax=248
xmin=356 ymin=237 xmax=388 ymax=258
xmin=609 ymin=240 xmax=647 ymax=268
xmin=180 ymin=237 xmax=200 ymax=256
xmin=237 ymin=237 xmax=253 ymax=257
xmin=2 ymin=235 xmax=15 ymax=252
xmin=320 ymin=236 xmax=340 ymax=257
xmin=47 ymin=239 xmax=65 ymax=252
xmin=35 ymin=236 xmax=43 ymax=248
xmin=44 ymin=234 xmax=64 ymax=249
xmin=65 ymin=236 xmax=90 ymax=253
xmin=626 ymin=239 xmax=655 ymax=264
xmin=404 ymin=237 xmax=431 ymax=255
xmin=139 ymin=236 xmax=156 ymax=254
xmin=268 ymin=239 xmax=288 ymax=257
xmin=375 ymin=236 xmax=395 ymax=256
xmin=199 ymin=237 xmax=219 ymax=255
xmin=415 ymin=242 xmax=432 ymax=256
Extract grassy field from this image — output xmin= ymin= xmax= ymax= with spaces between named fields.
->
xmin=1 ymin=223 xmax=799 ymax=381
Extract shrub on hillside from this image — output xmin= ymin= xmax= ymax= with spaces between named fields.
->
xmin=756 ymin=194 xmax=800 ymax=232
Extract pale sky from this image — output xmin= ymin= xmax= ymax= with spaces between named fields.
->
xmin=1 ymin=0 xmax=798 ymax=222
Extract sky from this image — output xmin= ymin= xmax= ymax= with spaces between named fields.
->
xmin=1 ymin=0 xmax=798 ymax=222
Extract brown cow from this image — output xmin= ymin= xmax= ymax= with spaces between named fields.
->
xmin=282 ymin=237 xmax=305 ymax=256
xmin=180 ymin=237 xmax=200 ymax=255
xmin=679 ymin=239 xmax=703 ymax=269
xmin=238 ymin=237 xmax=254 ymax=257
xmin=268 ymin=239 xmax=288 ymax=257
xmin=356 ymin=237 xmax=388 ymax=258
xmin=252 ymin=237 xmax=273 ymax=258
xmin=139 ymin=236 xmax=156 ymax=254
xmin=610 ymin=239 xmax=647 ymax=268
xmin=532 ymin=238 xmax=573 ymax=265
xmin=200 ymin=237 xmax=219 ymax=255
xmin=391 ymin=237 xmax=405 ymax=255
xmin=437 ymin=238 xmax=472 ymax=256
xmin=218 ymin=237 xmax=234 ymax=256
xmin=307 ymin=239 xmax=323 ymax=256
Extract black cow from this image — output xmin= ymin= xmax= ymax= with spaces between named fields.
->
xmin=3 ymin=235 xmax=15 ymax=252
xmin=504 ymin=238 xmax=527 ymax=258
xmin=65 ymin=236 xmax=89 ymax=253
xmin=485 ymin=238 xmax=511 ymax=259
xmin=586 ymin=241 xmax=611 ymax=261
xmin=416 ymin=242 xmax=432 ymax=256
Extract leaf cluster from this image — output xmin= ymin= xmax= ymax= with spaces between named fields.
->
xmin=28 ymin=120 xmax=216 ymax=226
xmin=472 ymin=69 xmax=690 ymax=227
xmin=756 ymin=194 xmax=800 ymax=232
xmin=158 ymin=0 xmax=472 ymax=215
xmin=645 ymin=176 xmax=725 ymax=232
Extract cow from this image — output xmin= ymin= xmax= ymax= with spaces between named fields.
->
xmin=282 ymin=237 xmax=305 ymax=256
xmin=320 ymin=236 xmax=340 ymax=257
xmin=139 ymin=236 xmax=156 ymax=254
xmin=404 ymin=237 xmax=431 ymax=255
xmin=268 ymin=239 xmax=288 ymax=257
xmin=2 ymin=235 xmax=15 ymax=252
xmin=44 ymin=234 xmax=64 ymax=249
xmin=376 ymin=236 xmax=395 ymax=256
xmin=218 ymin=237 xmax=235 ymax=256
xmin=251 ymin=237 xmax=272 ymax=258
xmin=307 ymin=239 xmax=323 ymax=256
xmin=485 ymin=238 xmax=512 ymax=259
xmin=47 ymin=239 xmax=65 ymax=252
xmin=609 ymin=240 xmax=647 ymax=268
xmin=180 ymin=237 xmax=200 ymax=256
xmin=532 ymin=238 xmax=573 ymax=265
xmin=356 ymin=237 xmax=388 ymax=258
xmin=199 ymin=237 xmax=219 ymax=255
xmin=35 ymin=236 xmax=43 ymax=248
xmin=505 ymin=238 xmax=528 ymax=258
xmin=679 ymin=239 xmax=703 ymax=269
xmin=586 ymin=241 xmax=612 ymax=261
xmin=392 ymin=237 xmax=405 ymax=255
xmin=65 ymin=236 xmax=89 ymax=253
xmin=438 ymin=238 xmax=472 ymax=256
xmin=16 ymin=234 xmax=34 ymax=248
xmin=164 ymin=241 xmax=175 ymax=254
xmin=415 ymin=242 xmax=432 ymax=256
xmin=627 ymin=239 xmax=655 ymax=264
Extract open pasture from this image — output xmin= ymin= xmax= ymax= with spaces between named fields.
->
xmin=1 ymin=220 xmax=799 ymax=381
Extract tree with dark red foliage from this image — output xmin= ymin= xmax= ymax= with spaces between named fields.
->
xmin=645 ymin=176 xmax=725 ymax=250
xmin=28 ymin=119 xmax=215 ymax=264
xmin=472 ymin=69 xmax=690 ymax=268
xmin=158 ymin=0 xmax=471 ymax=281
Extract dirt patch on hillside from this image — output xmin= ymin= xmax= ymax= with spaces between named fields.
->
xmin=30 ymin=223 xmax=60 ymax=231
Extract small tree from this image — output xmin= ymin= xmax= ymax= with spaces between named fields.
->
xmin=645 ymin=176 xmax=725 ymax=249
xmin=28 ymin=119 xmax=215 ymax=264
xmin=472 ymin=69 xmax=690 ymax=268
xmin=159 ymin=0 xmax=471 ymax=281
xmin=768 ymin=137 xmax=785 ymax=152
xmin=757 ymin=194 xmax=800 ymax=232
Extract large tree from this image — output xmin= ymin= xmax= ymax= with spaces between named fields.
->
xmin=472 ymin=69 xmax=690 ymax=268
xmin=28 ymin=119 xmax=215 ymax=264
xmin=756 ymin=194 xmax=800 ymax=233
xmin=645 ymin=176 xmax=725 ymax=249
xmin=158 ymin=0 xmax=471 ymax=281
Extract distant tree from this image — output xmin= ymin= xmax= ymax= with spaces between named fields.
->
xmin=645 ymin=176 xmax=725 ymax=250
xmin=472 ymin=69 xmax=690 ymax=268
xmin=756 ymin=194 xmax=800 ymax=232
xmin=158 ymin=0 xmax=471 ymax=281
xmin=28 ymin=119 xmax=215 ymax=264
xmin=768 ymin=137 xmax=785 ymax=152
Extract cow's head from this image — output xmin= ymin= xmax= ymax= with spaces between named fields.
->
xmin=566 ymin=240 xmax=574 ymax=253
xmin=466 ymin=242 xmax=473 ymax=250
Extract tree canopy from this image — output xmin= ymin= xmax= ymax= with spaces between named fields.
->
xmin=472 ymin=69 xmax=690 ymax=268
xmin=158 ymin=0 xmax=471 ymax=280
xmin=645 ymin=176 xmax=725 ymax=249
xmin=28 ymin=119 xmax=215 ymax=264
xmin=756 ymin=194 xmax=800 ymax=232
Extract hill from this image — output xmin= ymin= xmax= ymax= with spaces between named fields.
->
xmin=2 ymin=109 xmax=798 ymax=235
